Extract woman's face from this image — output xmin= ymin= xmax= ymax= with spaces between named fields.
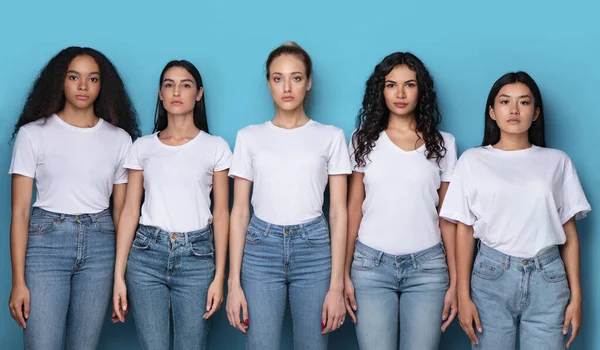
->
xmin=267 ymin=54 xmax=311 ymax=111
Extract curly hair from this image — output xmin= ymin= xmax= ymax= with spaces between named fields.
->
xmin=12 ymin=46 xmax=140 ymax=139
xmin=352 ymin=52 xmax=445 ymax=167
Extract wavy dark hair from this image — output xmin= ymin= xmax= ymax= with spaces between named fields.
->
xmin=352 ymin=52 xmax=445 ymax=167
xmin=12 ymin=46 xmax=140 ymax=139
xmin=482 ymin=71 xmax=545 ymax=147
xmin=153 ymin=60 xmax=209 ymax=133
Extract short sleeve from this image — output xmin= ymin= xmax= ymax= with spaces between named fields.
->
xmin=228 ymin=131 xmax=253 ymax=181
xmin=214 ymin=138 xmax=233 ymax=172
xmin=558 ymin=157 xmax=591 ymax=223
xmin=123 ymin=138 xmax=143 ymax=171
xmin=328 ymin=129 xmax=352 ymax=175
xmin=348 ymin=131 xmax=364 ymax=173
xmin=9 ymin=128 xmax=37 ymax=178
xmin=114 ymin=134 xmax=133 ymax=184
xmin=439 ymin=155 xmax=477 ymax=225
xmin=440 ymin=134 xmax=458 ymax=182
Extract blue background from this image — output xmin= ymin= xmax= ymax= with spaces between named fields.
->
xmin=0 ymin=0 xmax=598 ymax=348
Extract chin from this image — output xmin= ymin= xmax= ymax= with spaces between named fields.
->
xmin=275 ymin=102 xmax=302 ymax=111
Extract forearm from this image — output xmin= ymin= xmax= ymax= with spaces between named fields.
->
xmin=212 ymin=207 xmax=230 ymax=281
xmin=228 ymin=206 xmax=250 ymax=287
xmin=456 ymin=223 xmax=475 ymax=300
xmin=10 ymin=212 xmax=29 ymax=286
xmin=345 ymin=206 xmax=361 ymax=277
xmin=114 ymin=208 xmax=140 ymax=280
xmin=440 ymin=218 xmax=457 ymax=288
xmin=560 ymin=221 xmax=582 ymax=303
xmin=329 ymin=207 xmax=347 ymax=291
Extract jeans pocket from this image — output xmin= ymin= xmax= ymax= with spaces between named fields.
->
xmin=303 ymin=223 xmax=330 ymax=248
xmin=131 ymin=232 xmax=151 ymax=250
xmin=95 ymin=216 xmax=115 ymax=235
xmin=245 ymin=225 xmax=266 ymax=245
xmin=472 ymin=254 xmax=504 ymax=281
xmin=541 ymin=257 xmax=567 ymax=283
xmin=190 ymin=234 xmax=215 ymax=258
xmin=28 ymin=216 xmax=57 ymax=236
xmin=417 ymin=252 xmax=448 ymax=274
xmin=351 ymin=249 xmax=377 ymax=271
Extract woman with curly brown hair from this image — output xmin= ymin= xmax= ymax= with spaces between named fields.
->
xmin=8 ymin=46 xmax=139 ymax=349
xmin=345 ymin=52 xmax=457 ymax=350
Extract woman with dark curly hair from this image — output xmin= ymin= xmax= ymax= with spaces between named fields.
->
xmin=8 ymin=46 xmax=139 ymax=349
xmin=345 ymin=52 xmax=457 ymax=350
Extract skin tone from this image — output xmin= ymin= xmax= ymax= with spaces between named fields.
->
xmin=457 ymin=82 xmax=582 ymax=348
xmin=8 ymin=55 xmax=128 ymax=328
xmin=344 ymin=64 xmax=458 ymax=331
xmin=226 ymin=54 xmax=348 ymax=335
xmin=112 ymin=67 xmax=230 ymax=322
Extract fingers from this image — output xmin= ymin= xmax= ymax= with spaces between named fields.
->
xmin=23 ymin=296 xmax=30 ymax=322
xmin=566 ymin=320 xmax=580 ymax=348
xmin=344 ymin=298 xmax=356 ymax=324
xmin=460 ymin=319 xmax=478 ymax=345
xmin=473 ymin=311 xmax=483 ymax=334
xmin=562 ymin=313 xmax=571 ymax=336
xmin=113 ymin=295 xmax=123 ymax=322
xmin=204 ymin=294 xmax=223 ymax=319
xmin=321 ymin=305 xmax=328 ymax=335
xmin=235 ymin=302 xmax=249 ymax=334
xmin=10 ymin=301 xmax=27 ymax=328
xmin=442 ymin=299 xmax=451 ymax=322
xmin=441 ymin=304 xmax=457 ymax=332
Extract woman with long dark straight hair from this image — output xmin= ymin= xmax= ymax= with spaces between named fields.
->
xmin=113 ymin=60 xmax=231 ymax=350
xmin=345 ymin=52 xmax=458 ymax=350
xmin=8 ymin=46 xmax=139 ymax=349
xmin=441 ymin=72 xmax=590 ymax=349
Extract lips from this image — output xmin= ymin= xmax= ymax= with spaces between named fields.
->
xmin=282 ymin=96 xmax=294 ymax=102
xmin=394 ymin=102 xmax=408 ymax=108
xmin=75 ymin=95 xmax=89 ymax=100
xmin=171 ymin=101 xmax=183 ymax=105
xmin=507 ymin=119 xmax=520 ymax=124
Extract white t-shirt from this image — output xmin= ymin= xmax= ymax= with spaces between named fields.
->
xmin=350 ymin=131 xmax=457 ymax=255
xmin=440 ymin=145 xmax=591 ymax=258
xmin=229 ymin=120 xmax=352 ymax=225
xmin=124 ymin=131 xmax=232 ymax=233
xmin=9 ymin=114 xmax=132 ymax=215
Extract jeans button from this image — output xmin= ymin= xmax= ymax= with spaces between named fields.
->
xmin=396 ymin=256 xmax=403 ymax=263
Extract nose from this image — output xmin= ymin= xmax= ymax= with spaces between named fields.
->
xmin=396 ymin=86 xmax=405 ymax=99
xmin=173 ymin=85 xmax=181 ymax=97
xmin=284 ymin=79 xmax=291 ymax=93
xmin=77 ymin=79 xmax=88 ymax=91
xmin=510 ymin=103 xmax=519 ymax=115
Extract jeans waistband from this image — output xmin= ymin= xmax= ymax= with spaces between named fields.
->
xmin=137 ymin=223 xmax=212 ymax=242
xmin=249 ymin=215 xmax=327 ymax=235
xmin=355 ymin=240 xmax=445 ymax=266
xmin=31 ymin=207 xmax=111 ymax=222
xmin=478 ymin=243 xmax=561 ymax=269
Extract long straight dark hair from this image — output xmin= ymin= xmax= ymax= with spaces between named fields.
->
xmin=153 ymin=60 xmax=209 ymax=133
xmin=482 ymin=71 xmax=545 ymax=147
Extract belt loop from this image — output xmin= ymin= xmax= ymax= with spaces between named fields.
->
xmin=410 ymin=254 xmax=418 ymax=269
xmin=505 ymin=254 xmax=511 ymax=269
xmin=375 ymin=252 xmax=383 ymax=267
xmin=153 ymin=227 xmax=161 ymax=243
xmin=264 ymin=223 xmax=271 ymax=238
xmin=534 ymin=256 xmax=542 ymax=271
xmin=184 ymin=232 xmax=189 ymax=246
xmin=60 ymin=214 xmax=66 ymax=222
xmin=441 ymin=242 xmax=447 ymax=256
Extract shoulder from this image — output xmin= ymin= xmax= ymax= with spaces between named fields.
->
xmin=439 ymin=131 xmax=456 ymax=145
xmin=100 ymin=120 xmax=133 ymax=144
xmin=199 ymin=132 xmax=231 ymax=150
xmin=309 ymin=121 xmax=346 ymax=138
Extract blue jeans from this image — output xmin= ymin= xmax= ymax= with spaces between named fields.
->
xmin=23 ymin=207 xmax=115 ymax=350
xmin=126 ymin=224 xmax=215 ymax=350
xmin=241 ymin=215 xmax=332 ymax=350
xmin=471 ymin=243 xmax=570 ymax=350
xmin=351 ymin=240 xmax=449 ymax=350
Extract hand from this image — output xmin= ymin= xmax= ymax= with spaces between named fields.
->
xmin=203 ymin=279 xmax=224 ymax=319
xmin=226 ymin=284 xmax=249 ymax=334
xmin=441 ymin=286 xmax=458 ymax=332
xmin=321 ymin=288 xmax=346 ymax=334
xmin=9 ymin=283 xmax=30 ymax=328
xmin=563 ymin=300 xmax=582 ymax=348
xmin=112 ymin=277 xmax=129 ymax=323
xmin=458 ymin=297 xmax=482 ymax=345
xmin=343 ymin=275 xmax=357 ymax=324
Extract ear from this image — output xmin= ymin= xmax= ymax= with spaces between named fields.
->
xmin=532 ymin=106 xmax=540 ymax=121
xmin=488 ymin=105 xmax=497 ymax=120
xmin=158 ymin=88 xmax=163 ymax=101
xmin=196 ymin=87 xmax=204 ymax=101
xmin=306 ymin=76 xmax=312 ymax=92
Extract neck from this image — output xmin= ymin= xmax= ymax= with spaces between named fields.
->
xmin=57 ymin=104 xmax=98 ymax=127
xmin=387 ymin=113 xmax=417 ymax=132
xmin=161 ymin=112 xmax=199 ymax=138
xmin=494 ymin=132 xmax=531 ymax=151
xmin=272 ymin=106 xmax=309 ymax=129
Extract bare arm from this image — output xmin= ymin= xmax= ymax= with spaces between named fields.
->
xmin=212 ymin=170 xmax=230 ymax=283
xmin=111 ymin=184 xmax=127 ymax=228
xmin=438 ymin=182 xmax=458 ymax=331
xmin=343 ymin=171 xmax=364 ymax=323
xmin=561 ymin=217 xmax=582 ymax=348
xmin=8 ymin=175 xmax=34 ymax=328
xmin=456 ymin=222 xmax=482 ymax=344
xmin=114 ymin=170 xmax=144 ymax=280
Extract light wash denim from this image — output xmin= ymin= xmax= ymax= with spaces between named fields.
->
xmin=23 ymin=207 xmax=115 ymax=350
xmin=351 ymin=240 xmax=449 ymax=350
xmin=241 ymin=215 xmax=332 ymax=350
xmin=470 ymin=243 xmax=570 ymax=350
xmin=126 ymin=224 xmax=215 ymax=350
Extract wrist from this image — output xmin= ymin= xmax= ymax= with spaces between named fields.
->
xmin=12 ymin=277 xmax=26 ymax=287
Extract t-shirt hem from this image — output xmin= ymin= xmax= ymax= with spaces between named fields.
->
xmin=214 ymin=165 xmax=231 ymax=172
xmin=228 ymin=171 xmax=253 ymax=181
xmin=561 ymin=205 xmax=592 ymax=224
xmin=8 ymin=169 xmax=35 ymax=178
xmin=123 ymin=164 xmax=143 ymax=170
xmin=439 ymin=211 xmax=475 ymax=226
xmin=113 ymin=179 xmax=128 ymax=185
xmin=328 ymin=169 xmax=352 ymax=175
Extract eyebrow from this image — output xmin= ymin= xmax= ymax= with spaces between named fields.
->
xmin=67 ymin=70 xmax=100 ymax=75
xmin=499 ymin=94 xmax=532 ymax=98
xmin=162 ymin=78 xmax=195 ymax=84
xmin=271 ymin=72 xmax=304 ymax=75
xmin=385 ymin=79 xmax=417 ymax=84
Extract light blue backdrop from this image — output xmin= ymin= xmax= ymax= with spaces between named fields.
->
xmin=0 ymin=0 xmax=598 ymax=348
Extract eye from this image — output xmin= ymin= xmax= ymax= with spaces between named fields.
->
xmin=183 ymin=83 xmax=192 ymax=88
xmin=520 ymin=101 xmax=530 ymax=105
xmin=164 ymin=83 xmax=173 ymax=88
xmin=292 ymin=76 xmax=302 ymax=82
xmin=68 ymin=75 xmax=78 ymax=81
xmin=406 ymin=83 xmax=416 ymax=88
xmin=500 ymin=100 xmax=510 ymax=104
xmin=273 ymin=77 xmax=281 ymax=82
xmin=386 ymin=83 xmax=395 ymax=88
xmin=90 ymin=77 xmax=99 ymax=83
